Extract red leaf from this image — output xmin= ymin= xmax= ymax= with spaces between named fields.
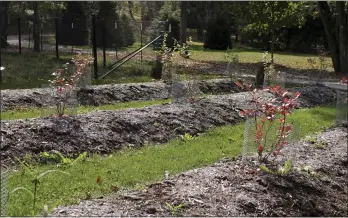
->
xmin=97 ymin=176 xmax=102 ymax=185
xmin=294 ymin=92 xmax=301 ymax=98
xmin=235 ymin=81 xmax=243 ymax=87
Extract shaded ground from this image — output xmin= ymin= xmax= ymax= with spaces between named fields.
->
xmin=51 ymin=125 xmax=347 ymax=217
xmin=0 ymin=86 xmax=337 ymax=166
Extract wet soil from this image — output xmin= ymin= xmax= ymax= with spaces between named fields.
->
xmin=51 ymin=125 xmax=347 ymax=217
xmin=0 ymin=86 xmax=337 ymax=166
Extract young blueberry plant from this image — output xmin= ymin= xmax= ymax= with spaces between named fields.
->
xmin=236 ymin=81 xmax=301 ymax=164
xmin=48 ymin=53 xmax=93 ymax=117
xmin=307 ymin=45 xmax=330 ymax=84
xmin=9 ymin=158 xmax=70 ymax=216
xmin=158 ymin=34 xmax=197 ymax=103
xmin=224 ymin=48 xmax=240 ymax=82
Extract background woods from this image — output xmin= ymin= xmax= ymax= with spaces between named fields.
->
xmin=1 ymin=1 xmax=347 ymax=76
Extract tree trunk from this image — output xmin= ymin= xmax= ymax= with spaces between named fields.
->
xmin=270 ymin=2 xmax=275 ymax=64
xmin=196 ymin=28 xmax=203 ymax=41
xmin=336 ymin=2 xmax=348 ymax=75
xmin=33 ymin=2 xmax=40 ymax=52
xmin=0 ymin=2 xmax=9 ymax=48
xmin=180 ymin=1 xmax=188 ymax=44
xmin=235 ymin=28 xmax=239 ymax=42
xmin=286 ymin=28 xmax=292 ymax=50
xmin=317 ymin=1 xmax=341 ymax=74
xmin=127 ymin=1 xmax=136 ymax=21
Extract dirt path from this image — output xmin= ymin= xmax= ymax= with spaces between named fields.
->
xmin=51 ymin=125 xmax=347 ymax=217
xmin=0 ymin=86 xmax=337 ymax=166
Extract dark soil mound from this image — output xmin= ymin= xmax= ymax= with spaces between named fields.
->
xmin=0 ymin=79 xmax=240 ymax=111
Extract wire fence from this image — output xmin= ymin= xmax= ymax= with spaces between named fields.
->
xmin=1 ymin=12 xmax=167 ymax=88
xmin=0 ymin=167 xmax=9 ymax=216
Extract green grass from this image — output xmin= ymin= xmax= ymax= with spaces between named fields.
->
xmin=5 ymin=104 xmax=336 ymax=216
xmin=94 ymin=59 xmax=157 ymax=85
xmin=1 ymin=99 xmax=171 ymax=120
xmin=189 ymin=41 xmax=334 ymax=71
xmin=2 ymin=39 xmax=334 ymax=90
xmin=1 ymin=53 xmax=74 ymax=90
xmin=1 ymin=51 xmax=156 ymax=90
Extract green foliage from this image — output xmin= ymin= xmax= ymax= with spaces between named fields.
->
xmin=260 ymin=159 xmax=293 ymax=176
xmin=180 ymin=133 xmax=195 ymax=142
xmin=8 ymin=163 xmax=70 ymax=216
xmin=39 ymin=151 xmax=87 ymax=166
xmin=166 ymin=202 xmax=184 ymax=216
xmin=8 ymin=1 xmax=65 ymax=17
xmin=244 ymin=1 xmax=307 ymax=35
xmin=295 ymin=164 xmax=318 ymax=177
xmin=225 ymin=48 xmax=240 ymax=64
xmin=119 ymin=13 xmax=136 ymax=47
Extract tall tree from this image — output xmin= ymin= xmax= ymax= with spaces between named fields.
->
xmin=33 ymin=1 xmax=40 ymax=52
xmin=8 ymin=1 xmax=65 ymax=51
xmin=180 ymin=1 xmax=187 ymax=44
xmin=226 ymin=1 xmax=249 ymax=42
xmin=0 ymin=2 xmax=9 ymax=48
xmin=317 ymin=1 xmax=348 ymax=75
xmin=127 ymin=1 xmax=136 ymax=21
xmin=245 ymin=1 xmax=306 ymax=63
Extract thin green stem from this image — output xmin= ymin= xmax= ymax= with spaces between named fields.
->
xmin=33 ymin=180 xmax=37 ymax=216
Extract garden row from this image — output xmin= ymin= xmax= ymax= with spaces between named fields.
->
xmin=0 ymin=86 xmax=337 ymax=166
xmin=51 ymin=126 xmax=347 ymax=217
xmin=2 ymin=74 xmax=344 ymax=112
xmin=1 ymin=79 xmax=240 ymax=111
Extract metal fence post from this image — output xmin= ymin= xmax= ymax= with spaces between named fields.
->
xmin=92 ymin=14 xmax=98 ymax=80
xmin=140 ymin=22 xmax=143 ymax=62
xmin=102 ymin=18 xmax=106 ymax=68
xmin=0 ymin=168 xmax=9 ymax=216
xmin=18 ymin=17 xmax=21 ymax=54
xmin=0 ymin=40 xmax=2 ymax=83
xmin=0 ymin=13 xmax=2 ymax=83
xmin=40 ymin=23 xmax=43 ymax=51
xmin=28 ymin=26 xmax=31 ymax=49
xmin=55 ymin=17 xmax=59 ymax=59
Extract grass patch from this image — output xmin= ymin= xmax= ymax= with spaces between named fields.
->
xmin=1 ymin=99 xmax=171 ymax=120
xmin=1 ymin=52 xmax=156 ymax=90
xmin=189 ymin=41 xmax=334 ymax=71
xmin=2 ymin=40 xmax=334 ymax=90
xmin=1 ymin=52 xmax=73 ymax=90
xmin=94 ymin=59 xmax=156 ymax=85
xmin=5 ymin=104 xmax=336 ymax=216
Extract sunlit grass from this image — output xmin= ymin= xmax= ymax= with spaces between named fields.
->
xmin=1 ymin=99 xmax=171 ymax=120
xmin=5 ymin=104 xmax=336 ymax=216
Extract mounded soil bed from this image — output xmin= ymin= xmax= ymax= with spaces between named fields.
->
xmin=51 ymin=125 xmax=347 ymax=217
xmin=0 ymin=86 xmax=338 ymax=166
xmin=0 ymin=79 xmax=241 ymax=111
